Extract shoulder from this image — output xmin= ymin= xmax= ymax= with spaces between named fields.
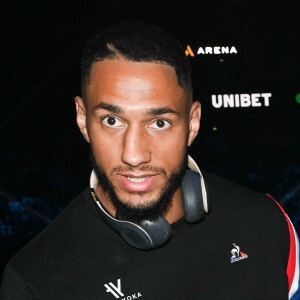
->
xmin=2 ymin=187 xmax=121 ymax=296
xmin=7 ymin=187 xmax=97 ymax=272
xmin=202 ymin=171 xmax=300 ymax=299
xmin=201 ymin=171 xmax=300 ymax=299
xmin=201 ymin=170 xmax=291 ymax=253
xmin=202 ymin=170 xmax=286 ymax=220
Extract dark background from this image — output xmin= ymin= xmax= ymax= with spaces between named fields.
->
xmin=1 ymin=0 xmax=299 ymax=278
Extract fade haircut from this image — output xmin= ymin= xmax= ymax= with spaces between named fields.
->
xmin=80 ymin=21 xmax=192 ymax=103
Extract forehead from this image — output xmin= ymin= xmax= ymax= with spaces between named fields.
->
xmin=85 ymin=59 xmax=187 ymax=111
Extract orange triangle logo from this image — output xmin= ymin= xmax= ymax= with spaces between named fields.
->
xmin=185 ymin=45 xmax=195 ymax=57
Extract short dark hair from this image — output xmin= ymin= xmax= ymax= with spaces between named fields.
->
xmin=80 ymin=21 xmax=192 ymax=102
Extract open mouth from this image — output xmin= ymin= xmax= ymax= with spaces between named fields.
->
xmin=127 ymin=176 xmax=149 ymax=183
xmin=119 ymin=175 xmax=156 ymax=192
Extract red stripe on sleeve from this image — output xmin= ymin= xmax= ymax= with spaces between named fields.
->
xmin=266 ymin=194 xmax=296 ymax=291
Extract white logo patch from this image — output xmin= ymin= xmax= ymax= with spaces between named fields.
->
xmin=104 ymin=279 xmax=143 ymax=299
xmin=104 ymin=279 xmax=124 ymax=298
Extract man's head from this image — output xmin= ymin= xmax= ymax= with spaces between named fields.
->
xmin=80 ymin=21 xmax=193 ymax=103
xmin=75 ymin=21 xmax=201 ymax=223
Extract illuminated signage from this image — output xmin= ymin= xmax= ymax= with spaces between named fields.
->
xmin=185 ymin=45 xmax=237 ymax=56
xmin=212 ymin=93 xmax=272 ymax=108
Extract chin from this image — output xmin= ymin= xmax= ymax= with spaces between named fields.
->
xmin=115 ymin=192 xmax=161 ymax=210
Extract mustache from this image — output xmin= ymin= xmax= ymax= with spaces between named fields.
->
xmin=110 ymin=165 xmax=167 ymax=176
xmin=89 ymin=150 xmax=167 ymax=177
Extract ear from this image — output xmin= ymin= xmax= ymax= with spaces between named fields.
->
xmin=187 ymin=101 xmax=201 ymax=146
xmin=75 ymin=96 xmax=90 ymax=143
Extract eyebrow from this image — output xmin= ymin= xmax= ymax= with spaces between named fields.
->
xmin=145 ymin=107 xmax=180 ymax=116
xmin=92 ymin=102 xmax=179 ymax=116
xmin=92 ymin=102 xmax=124 ymax=113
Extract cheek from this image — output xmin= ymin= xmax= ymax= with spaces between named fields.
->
xmin=151 ymin=129 xmax=188 ymax=166
xmin=89 ymin=130 xmax=123 ymax=168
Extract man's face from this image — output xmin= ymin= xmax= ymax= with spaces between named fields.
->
xmin=76 ymin=59 xmax=200 ymax=221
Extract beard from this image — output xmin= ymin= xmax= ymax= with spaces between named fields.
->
xmin=90 ymin=149 xmax=188 ymax=223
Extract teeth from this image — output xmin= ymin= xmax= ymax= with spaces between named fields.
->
xmin=127 ymin=177 xmax=149 ymax=183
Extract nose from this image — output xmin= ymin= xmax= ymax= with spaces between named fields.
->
xmin=121 ymin=125 xmax=151 ymax=167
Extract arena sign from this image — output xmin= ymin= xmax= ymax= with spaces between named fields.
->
xmin=185 ymin=45 xmax=238 ymax=56
xmin=211 ymin=93 xmax=272 ymax=108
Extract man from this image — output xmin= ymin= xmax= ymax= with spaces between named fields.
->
xmin=1 ymin=21 xmax=299 ymax=299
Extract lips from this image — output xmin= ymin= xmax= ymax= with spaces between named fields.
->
xmin=119 ymin=174 xmax=156 ymax=192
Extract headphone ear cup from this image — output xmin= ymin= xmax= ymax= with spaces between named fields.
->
xmin=140 ymin=217 xmax=172 ymax=248
xmin=91 ymin=190 xmax=171 ymax=250
xmin=181 ymin=169 xmax=205 ymax=223
xmin=117 ymin=221 xmax=154 ymax=250
xmin=103 ymin=215 xmax=171 ymax=250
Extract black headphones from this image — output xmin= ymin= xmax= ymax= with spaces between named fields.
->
xmin=91 ymin=169 xmax=210 ymax=250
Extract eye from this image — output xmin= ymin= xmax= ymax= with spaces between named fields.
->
xmin=102 ymin=116 xmax=125 ymax=128
xmin=148 ymin=119 xmax=171 ymax=130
